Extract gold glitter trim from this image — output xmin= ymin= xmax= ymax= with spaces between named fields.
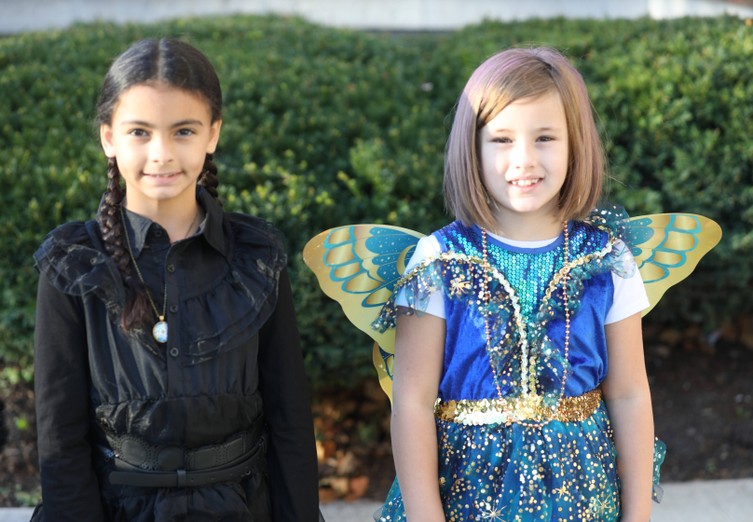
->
xmin=435 ymin=389 xmax=602 ymax=426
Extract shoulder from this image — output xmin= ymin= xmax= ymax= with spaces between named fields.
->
xmin=575 ymin=207 xmax=642 ymax=278
xmin=223 ymin=212 xmax=288 ymax=276
xmin=405 ymin=234 xmax=441 ymax=271
xmin=430 ymin=220 xmax=474 ymax=248
xmin=582 ymin=204 xmax=631 ymax=243
xmin=433 ymin=220 xmax=471 ymax=238
xmin=224 ymin=212 xmax=285 ymax=247
xmin=34 ymin=220 xmax=124 ymax=301
xmin=571 ymin=219 xmax=612 ymax=248
xmin=417 ymin=221 xmax=466 ymax=258
xmin=34 ymin=220 xmax=99 ymax=268
xmin=39 ymin=220 xmax=94 ymax=247
xmin=403 ymin=221 xmax=471 ymax=272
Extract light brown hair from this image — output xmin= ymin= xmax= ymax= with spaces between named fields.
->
xmin=444 ymin=47 xmax=604 ymax=230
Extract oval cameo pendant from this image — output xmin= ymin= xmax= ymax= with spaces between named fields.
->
xmin=152 ymin=320 xmax=168 ymax=344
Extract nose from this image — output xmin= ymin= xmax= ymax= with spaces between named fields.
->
xmin=149 ymin=136 xmax=174 ymax=165
xmin=511 ymin=141 xmax=535 ymax=170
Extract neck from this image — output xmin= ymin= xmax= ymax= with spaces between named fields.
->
xmin=124 ymin=195 xmax=201 ymax=243
xmin=489 ymin=211 xmax=563 ymax=241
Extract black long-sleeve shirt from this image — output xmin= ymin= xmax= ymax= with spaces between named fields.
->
xmin=33 ymin=189 xmax=320 ymax=521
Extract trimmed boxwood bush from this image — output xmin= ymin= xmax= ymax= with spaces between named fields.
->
xmin=1 ymin=15 xmax=750 ymax=386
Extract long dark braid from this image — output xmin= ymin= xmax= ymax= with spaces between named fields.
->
xmin=95 ymin=38 xmax=224 ymax=332
xmin=97 ymin=157 xmax=127 ymax=274
xmin=96 ymin=158 xmax=152 ymax=332
xmin=198 ymin=153 xmax=222 ymax=206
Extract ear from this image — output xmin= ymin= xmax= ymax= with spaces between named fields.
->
xmin=100 ymin=124 xmax=116 ymax=157
xmin=206 ymin=119 xmax=222 ymax=154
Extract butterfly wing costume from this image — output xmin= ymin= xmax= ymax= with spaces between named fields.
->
xmin=303 ymin=210 xmax=721 ymax=521
xmin=304 ymin=212 xmax=721 ymax=400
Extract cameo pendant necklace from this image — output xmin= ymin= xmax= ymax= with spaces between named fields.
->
xmin=120 ymin=205 xmax=201 ymax=343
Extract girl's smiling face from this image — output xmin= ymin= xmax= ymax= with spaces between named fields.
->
xmin=479 ymin=90 xmax=569 ymax=234
xmin=100 ymin=83 xmax=222 ymax=214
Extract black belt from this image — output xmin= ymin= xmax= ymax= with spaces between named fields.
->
xmin=108 ymin=444 xmax=264 ymax=488
xmin=106 ymin=423 xmax=266 ymax=488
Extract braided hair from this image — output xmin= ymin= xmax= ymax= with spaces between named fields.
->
xmin=95 ymin=38 xmax=223 ymax=332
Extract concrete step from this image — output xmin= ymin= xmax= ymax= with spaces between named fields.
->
xmin=2 ymin=479 xmax=752 ymax=521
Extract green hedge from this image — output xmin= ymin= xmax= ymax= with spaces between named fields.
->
xmin=1 ymin=15 xmax=751 ymax=386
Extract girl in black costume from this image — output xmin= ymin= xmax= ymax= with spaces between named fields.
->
xmin=33 ymin=38 xmax=320 ymax=521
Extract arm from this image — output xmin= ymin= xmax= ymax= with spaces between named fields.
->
xmin=602 ymin=312 xmax=654 ymax=522
xmin=390 ymin=312 xmax=446 ymax=522
xmin=34 ymin=274 xmax=105 ymax=520
xmin=258 ymin=268 xmax=320 ymax=521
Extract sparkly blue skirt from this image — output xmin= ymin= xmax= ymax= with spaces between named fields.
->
xmin=376 ymin=402 xmax=665 ymax=521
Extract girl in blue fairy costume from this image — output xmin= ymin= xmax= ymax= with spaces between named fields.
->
xmin=373 ymin=47 xmax=664 ymax=521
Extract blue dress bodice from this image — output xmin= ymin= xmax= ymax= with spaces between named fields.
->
xmin=434 ymin=221 xmax=616 ymax=401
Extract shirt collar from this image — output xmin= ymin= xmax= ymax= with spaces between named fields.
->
xmin=198 ymin=187 xmax=227 ymax=256
xmin=119 ymin=187 xmax=227 ymax=258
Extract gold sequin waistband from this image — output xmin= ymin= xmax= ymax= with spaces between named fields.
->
xmin=435 ymin=389 xmax=602 ymax=426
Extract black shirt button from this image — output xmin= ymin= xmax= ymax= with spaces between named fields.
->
xmin=169 ymin=304 xmax=178 ymax=313
xmin=167 ymin=264 xmax=176 ymax=273
xmin=169 ymin=347 xmax=179 ymax=358
xmin=154 ymin=229 xmax=164 ymax=237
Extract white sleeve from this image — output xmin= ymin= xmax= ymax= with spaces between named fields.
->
xmin=605 ymin=240 xmax=651 ymax=324
xmin=393 ymin=235 xmax=446 ymax=319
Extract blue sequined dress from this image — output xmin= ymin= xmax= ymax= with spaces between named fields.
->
xmin=373 ymin=212 xmax=664 ymax=522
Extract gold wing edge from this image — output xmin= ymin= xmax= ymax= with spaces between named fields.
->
xmin=631 ymin=213 xmax=722 ymax=316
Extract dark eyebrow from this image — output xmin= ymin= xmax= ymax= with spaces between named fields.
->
xmin=172 ymin=119 xmax=205 ymax=128
xmin=119 ymin=119 xmax=205 ymax=128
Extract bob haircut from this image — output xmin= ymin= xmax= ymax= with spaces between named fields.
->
xmin=444 ymin=47 xmax=605 ymax=230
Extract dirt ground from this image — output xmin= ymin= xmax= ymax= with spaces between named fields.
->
xmin=2 ymin=323 xmax=753 ymax=507
xmin=644 ymin=323 xmax=753 ymax=482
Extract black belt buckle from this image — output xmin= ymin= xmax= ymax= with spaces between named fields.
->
xmin=176 ymin=469 xmax=187 ymax=488
xmin=157 ymin=446 xmax=185 ymax=471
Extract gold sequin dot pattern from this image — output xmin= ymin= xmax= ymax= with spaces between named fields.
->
xmin=377 ymin=403 xmax=621 ymax=521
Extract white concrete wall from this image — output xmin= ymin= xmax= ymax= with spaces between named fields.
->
xmin=1 ymin=0 xmax=752 ymax=34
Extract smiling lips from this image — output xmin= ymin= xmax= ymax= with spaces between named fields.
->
xmin=143 ymin=172 xmax=181 ymax=178
xmin=509 ymin=178 xmax=542 ymax=187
